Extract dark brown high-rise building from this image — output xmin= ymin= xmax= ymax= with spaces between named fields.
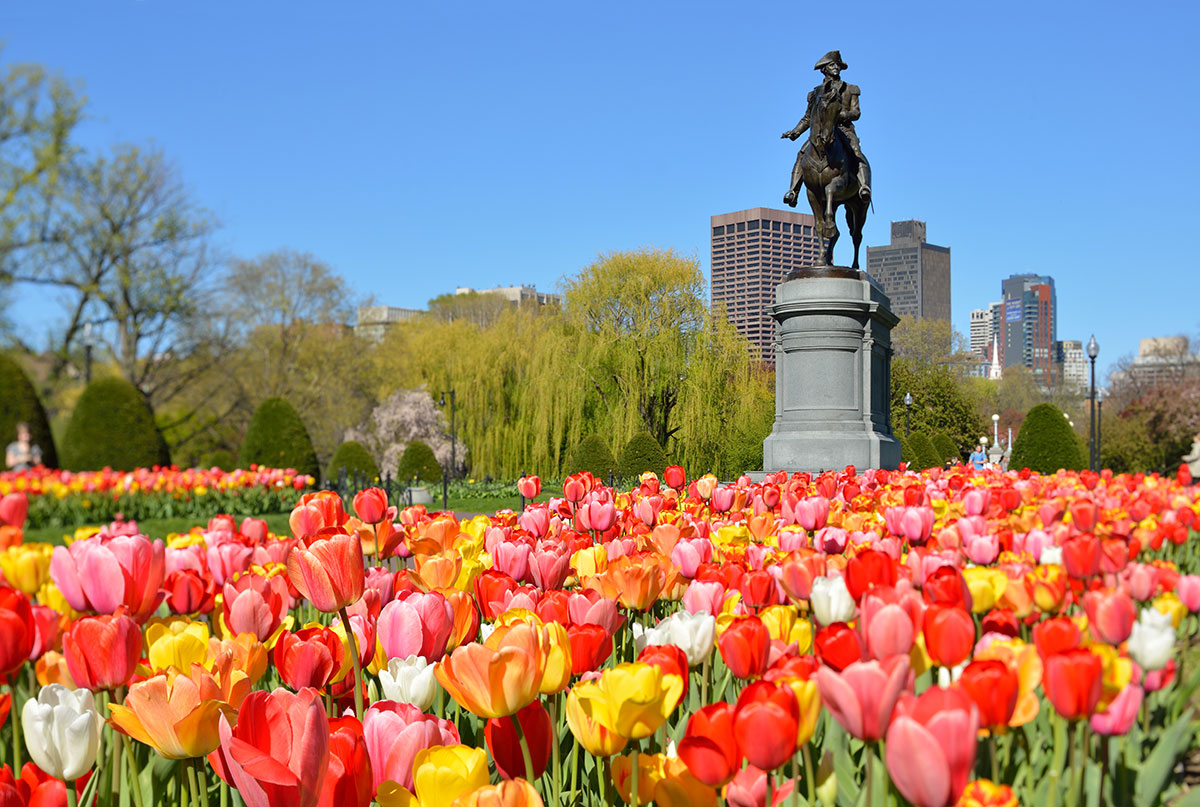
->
xmin=865 ymin=221 xmax=951 ymax=321
xmin=710 ymin=207 xmax=822 ymax=362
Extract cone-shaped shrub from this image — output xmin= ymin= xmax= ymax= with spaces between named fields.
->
xmin=238 ymin=397 xmax=320 ymax=479
xmin=1010 ymin=403 xmax=1085 ymax=473
xmin=908 ymin=432 xmax=941 ymax=471
xmin=932 ymin=431 xmax=960 ymax=464
xmin=0 ymin=353 xmax=58 ymax=469
xmin=569 ymin=434 xmax=617 ymax=479
xmin=618 ymin=431 xmax=668 ymax=479
xmin=62 ymin=377 xmax=170 ymax=471
xmin=327 ymin=440 xmax=381 ymax=483
xmin=397 ymin=440 xmax=442 ymax=484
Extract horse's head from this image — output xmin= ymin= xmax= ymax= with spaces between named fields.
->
xmin=809 ymin=88 xmax=843 ymax=153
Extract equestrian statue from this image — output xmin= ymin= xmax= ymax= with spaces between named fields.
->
xmin=781 ymin=50 xmax=872 ymax=269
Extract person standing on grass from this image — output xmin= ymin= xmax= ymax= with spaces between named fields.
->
xmin=5 ymin=422 xmax=43 ymax=471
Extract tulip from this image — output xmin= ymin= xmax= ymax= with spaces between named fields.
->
xmin=885 ymin=686 xmax=979 ymax=807
xmin=956 ymin=779 xmax=1018 ymax=807
xmin=383 ymin=744 xmax=489 ymax=807
xmin=1090 ymin=683 xmax=1143 ymax=736
xmin=0 ymin=587 xmax=34 ymax=677
xmin=0 ymin=544 xmax=53 ymax=595
xmin=362 ymin=700 xmax=459 ymax=791
xmin=1176 ymin=575 xmax=1200 ymax=612
xmin=436 ymin=638 xmax=543 ymax=719
xmin=733 ymin=681 xmax=798 ymax=771
xmin=1127 ymin=607 xmax=1175 ymax=671
xmin=518 ymin=475 xmax=541 ymax=500
xmin=353 ymin=488 xmax=388 ymax=525
xmin=1082 ymin=589 xmax=1137 ymax=645
xmin=567 ymin=624 xmax=613 ymax=676
xmin=637 ymin=644 xmax=690 ymax=701
xmin=165 ymin=569 xmax=216 ymax=615
xmin=922 ymin=605 xmax=976 ymax=668
xmin=21 ymin=684 xmax=103 ymax=782
xmin=858 ymin=597 xmax=915 ymax=661
xmin=816 ymin=656 xmax=910 ymax=741
xmin=682 ymin=580 xmax=727 ymax=616
xmin=110 ymin=667 xmax=237 ymax=758
xmin=377 ymin=591 xmax=454 ymax=663
xmin=208 ymin=688 xmax=330 ymax=807
xmin=0 ymin=493 xmax=28 ymax=529
xmin=455 ymin=779 xmax=545 ymax=807
xmin=289 ymin=491 xmax=348 ymax=540
xmin=678 ymin=702 xmax=741 ymax=787
xmin=379 ymin=655 xmax=439 ymax=711
xmin=273 ymin=626 xmax=345 ymax=691
xmin=62 ymin=614 xmax=142 ymax=692
xmin=658 ymin=610 xmax=716 ymax=666
xmin=957 ymin=660 xmax=1018 ymax=732
xmin=1043 ymin=648 xmax=1103 ymax=720
xmin=49 ymin=534 xmax=165 ymax=622
xmin=664 ymin=465 xmax=686 ymax=490
xmin=493 ymin=541 xmax=533 ymax=583
xmin=485 ymin=700 xmax=552 ymax=780
xmin=145 ymin=616 xmax=211 ymax=673
xmin=571 ymin=662 xmax=684 ymax=740
xmin=718 ymin=616 xmax=770 ymax=679
xmin=286 ymin=531 xmax=365 ymax=613
xmin=565 ymin=683 xmax=628 ymax=757
xmin=322 ymin=717 xmax=374 ymax=807
xmin=810 ymin=576 xmax=856 ymax=626
xmin=1032 ymin=616 xmax=1082 ymax=660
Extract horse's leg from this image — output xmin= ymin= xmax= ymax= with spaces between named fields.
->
xmin=805 ymin=186 xmax=831 ymax=266
xmin=845 ymin=197 xmax=865 ymax=270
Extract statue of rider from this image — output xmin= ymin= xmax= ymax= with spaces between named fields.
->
xmin=782 ymin=50 xmax=871 ymax=205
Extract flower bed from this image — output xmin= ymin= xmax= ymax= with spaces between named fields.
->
xmin=0 ymin=463 xmax=1198 ymax=807
xmin=0 ymin=466 xmax=315 ymax=529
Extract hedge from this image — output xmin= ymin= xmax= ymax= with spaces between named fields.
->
xmin=327 ymin=440 xmax=381 ymax=484
xmin=568 ymin=434 xmax=617 ymax=479
xmin=1009 ymin=403 xmax=1085 ymax=474
xmin=61 ymin=377 xmax=171 ymax=471
xmin=398 ymin=441 xmax=442 ymax=484
xmin=618 ymin=431 xmax=668 ymax=479
xmin=238 ymin=397 xmax=320 ymax=480
xmin=0 ymin=353 xmax=58 ymax=469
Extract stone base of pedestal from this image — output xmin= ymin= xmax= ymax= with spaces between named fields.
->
xmin=759 ymin=266 xmax=902 ymax=474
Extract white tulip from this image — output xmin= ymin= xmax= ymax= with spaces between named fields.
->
xmin=1038 ymin=546 xmax=1064 ymax=566
xmin=1127 ymin=608 xmax=1175 ymax=671
xmin=379 ymin=655 xmax=439 ymax=711
xmin=22 ymin=684 xmax=103 ymax=782
xmin=810 ymin=576 xmax=856 ymax=625
xmin=661 ymin=611 xmax=717 ymax=666
xmin=631 ymin=621 xmax=670 ymax=655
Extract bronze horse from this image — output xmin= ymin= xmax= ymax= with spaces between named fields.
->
xmin=782 ymin=89 xmax=869 ymax=269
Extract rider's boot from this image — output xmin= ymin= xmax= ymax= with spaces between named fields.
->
xmin=857 ymin=163 xmax=872 ymax=202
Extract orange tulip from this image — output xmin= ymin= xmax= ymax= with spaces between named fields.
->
xmin=454 ymin=778 xmax=545 ymax=807
xmin=109 ymin=665 xmax=237 ymax=758
xmin=435 ymin=631 xmax=544 ymax=718
xmin=286 ymin=531 xmax=364 ymax=613
xmin=605 ymin=555 xmax=665 ymax=611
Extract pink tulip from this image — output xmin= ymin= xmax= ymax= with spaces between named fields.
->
xmin=50 ymin=533 xmax=165 ymax=623
xmin=362 ymin=701 xmax=459 ymax=791
xmin=377 ymin=591 xmax=453 ymax=662
xmin=672 ymin=538 xmax=713 ymax=578
xmin=364 ymin=566 xmax=396 ymax=606
xmin=963 ymin=533 xmax=1000 ymax=565
xmin=962 ymin=488 xmax=990 ymax=517
xmin=795 ymin=497 xmax=830 ymax=531
xmin=815 ymin=527 xmax=848 ymax=554
xmin=1175 ymin=575 xmax=1200 ymax=612
xmin=885 ymin=686 xmax=979 ymax=807
xmin=1090 ymin=684 xmax=1143 ymax=736
xmin=206 ymin=538 xmax=255 ymax=587
xmin=517 ymin=475 xmax=541 ymax=500
xmin=1082 ymin=589 xmax=1136 ymax=645
xmin=223 ymin=571 xmax=292 ymax=643
xmin=530 ymin=544 xmax=571 ymax=591
xmin=577 ymin=500 xmax=617 ymax=533
xmin=725 ymin=764 xmax=795 ymax=807
xmin=240 ymin=517 xmax=269 ymax=544
xmin=900 ymin=508 xmax=936 ymax=544
xmin=712 ymin=486 xmax=736 ymax=513
xmin=517 ymin=506 xmax=550 ymax=538
xmin=816 ymin=656 xmax=910 ymax=741
xmin=778 ymin=529 xmax=809 ymax=553
xmin=858 ymin=587 xmax=919 ymax=661
xmin=682 ymin=580 xmax=727 ymax=616
xmin=165 ymin=544 xmax=207 ymax=576
xmin=566 ymin=592 xmax=625 ymax=636
xmin=492 ymin=541 xmax=533 ymax=583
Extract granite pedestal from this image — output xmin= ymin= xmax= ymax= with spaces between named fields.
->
xmin=760 ymin=267 xmax=901 ymax=474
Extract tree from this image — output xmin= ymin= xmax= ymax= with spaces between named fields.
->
xmin=561 ymin=248 xmax=706 ymax=448
xmin=0 ymin=352 xmax=58 ymax=468
xmin=891 ymin=358 xmax=986 ymax=455
xmin=427 ymin=291 xmax=511 ymax=327
xmin=892 ymin=316 xmax=975 ymax=373
xmin=343 ymin=389 xmax=464 ymax=476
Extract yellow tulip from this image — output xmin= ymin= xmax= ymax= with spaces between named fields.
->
xmin=565 ymin=684 xmax=628 ymax=757
xmin=611 ymin=752 xmax=666 ymax=806
xmin=0 ymin=543 xmax=54 ymax=594
xmin=572 ymin=662 xmax=683 ymax=740
xmin=963 ymin=567 xmax=1008 ymax=614
xmin=759 ymin=605 xmax=814 ymax=653
xmin=1154 ymin=592 xmax=1186 ymax=629
xmin=570 ymin=546 xmax=608 ymax=580
xmin=382 ymin=745 xmax=489 ymax=807
xmin=786 ymin=678 xmax=822 ymax=746
xmin=145 ymin=617 xmax=211 ymax=673
xmin=654 ymin=756 xmax=718 ymax=807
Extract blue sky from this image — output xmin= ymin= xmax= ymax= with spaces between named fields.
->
xmin=6 ymin=0 xmax=1199 ymax=379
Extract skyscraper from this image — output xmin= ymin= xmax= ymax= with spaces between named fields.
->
xmin=1000 ymin=273 xmax=1057 ymax=380
xmin=865 ymin=221 xmax=951 ymax=321
xmin=710 ymin=207 xmax=823 ymax=362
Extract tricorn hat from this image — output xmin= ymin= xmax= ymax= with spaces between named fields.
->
xmin=814 ymin=50 xmax=848 ymax=71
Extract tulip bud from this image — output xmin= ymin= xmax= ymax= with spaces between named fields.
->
xmin=22 ymin=684 xmax=103 ymax=781
xmin=379 ymin=655 xmax=439 ymax=711
xmin=816 ymin=751 xmax=838 ymax=807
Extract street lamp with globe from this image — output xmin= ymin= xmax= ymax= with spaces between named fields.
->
xmin=903 ymin=392 xmax=913 ymax=437
xmin=1087 ymin=335 xmax=1100 ymax=472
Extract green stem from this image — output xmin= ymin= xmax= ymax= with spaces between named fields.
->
xmin=1048 ymin=714 xmax=1067 ymax=807
xmin=338 ymin=607 xmax=364 ymax=721
xmin=550 ymin=696 xmax=562 ymax=806
xmin=199 ymin=757 xmax=212 ymax=807
xmin=631 ymin=747 xmax=639 ymax=807
xmin=569 ymin=737 xmax=579 ymax=806
xmin=512 ymin=711 xmax=537 ymax=785
xmin=865 ymin=744 xmax=874 ymax=807
xmin=804 ymin=744 xmax=816 ymax=807
xmin=765 ymin=769 xmax=774 ymax=807
xmin=600 ymin=755 xmax=610 ymax=807
xmin=186 ymin=758 xmax=202 ymax=807
xmin=10 ymin=680 xmax=20 ymax=772
xmin=989 ymin=733 xmax=998 ymax=783
xmin=699 ymin=655 xmax=710 ymax=707
xmin=123 ymin=731 xmax=145 ymax=807
xmin=66 ymin=782 xmax=78 ymax=807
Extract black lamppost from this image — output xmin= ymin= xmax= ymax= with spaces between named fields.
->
xmin=1096 ymin=388 xmax=1104 ymax=470
xmin=439 ymin=390 xmax=457 ymax=511
xmin=1087 ymin=335 xmax=1099 ymax=472
xmin=83 ymin=321 xmax=95 ymax=384
xmin=903 ymin=392 xmax=912 ymax=437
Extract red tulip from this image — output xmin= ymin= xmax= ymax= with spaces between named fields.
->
xmin=289 ymin=491 xmax=348 ymax=541
xmin=530 ymin=545 xmax=571 ymax=591
xmin=484 ymin=700 xmax=553 ymax=780
xmin=475 ymin=570 xmax=520 ymax=620
xmin=165 ymin=569 xmax=216 ymax=615
xmin=286 ymin=531 xmax=365 ymax=613
xmin=740 ymin=569 xmax=779 ymax=609
xmin=664 ymin=466 xmax=686 ymax=490
xmin=63 ymin=614 xmax=142 ymax=691
xmin=0 ymin=587 xmax=34 ymax=677
xmin=353 ymin=488 xmax=389 ymax=525
xmin=1044 ymin=648 xmax=1103 ymax=720
xmin=816 ymin=656 xmax=910 ymax=741
xmin=814 ymin=622 xmax=864 ymax=672
xmin=981 ymin=609 xmax=1019 ymax=638
xmin=718 ymin=616 xmax=770 ymax=680
xmin=274 ymin=627 xmax=346 ymax=691
xmin=957 ymin=659 xmax=1018 ymax=731
xmin=922 ymin=604 xmax=976 ymax=668
xmin=1062 ymin=533 xmax=1101 ymax=579
xmin=567 ymin=624 xmax=612 ymax=676
xmin=638 ymin=644 xmax=690 ymax=701
xmin=518 ymin=476 xmax=541 ymax=500
xmin=209 ymin=688 xmax=330 ymax=807
xmin=1082 ymin=589 xmax=1136 ymax=645
xmin=734 ymin=680 xmax=799 ymax=771
xmin=885 ymin=686 xmax=979 ymax=807
xmin=844 ymin=549 xmax=897 ymax=602
xmin=320 ymin=717 xmax=373 ymax=807
xmin=922 ymin=566 xmax=972 ymax=610
xmin=0 ymin=494 xmax=28 ymax=529
xmin=678 ymin=702 xmax=741 ymax=787
xmin=1033 ymin=616 xmax=1082 ymax=660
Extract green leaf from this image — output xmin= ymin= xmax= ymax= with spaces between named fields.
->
xmin=1135 ymin=707 xmax=1195 ymax=807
